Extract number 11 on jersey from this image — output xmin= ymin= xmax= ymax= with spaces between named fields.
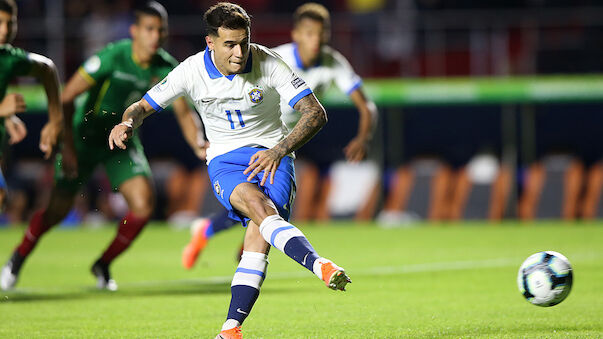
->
xmin=226 ymin=109 xmax=245 ymax=129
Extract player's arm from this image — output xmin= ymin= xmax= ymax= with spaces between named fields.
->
xmin=278 ymin=93 xmax=327 ymax=155
xmin=58 ymin=71 xmax=94 ymax=178
xmin=171 ymin=97 xmax=207 ymax=160
xmin=26 ymin=53 xmax=63 ymax=159
xmin=110 ymin=61 xmax=189 ymax=150
xmin=108 ymin=98 xmax=156 ymax=150
xmin=344 ymin=88 xmax=378 ymax=162
xmin=244 ymin=93 xmax=327 ymax=185
xmin=0 ymin=93 xmax=26 ymax=118
xmin=4 ymin=115 xmax=27 ymax=145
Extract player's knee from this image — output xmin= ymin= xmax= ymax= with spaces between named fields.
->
xmin=129 ymin=195 xmax=155 ymax=219
xmin=244 ymin=193 xmax=277 ymax=220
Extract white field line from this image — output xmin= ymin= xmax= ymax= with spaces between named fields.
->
xmin=7 ymin=254 xmax=596 ymax=293
xmin=122 ymin=257 xmax=520 ymax=288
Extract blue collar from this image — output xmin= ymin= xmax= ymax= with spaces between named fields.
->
xmin=204 ymin=47 xmax=253 ymax=81
xmin=293 ymin=43 xmax=321 ymax=70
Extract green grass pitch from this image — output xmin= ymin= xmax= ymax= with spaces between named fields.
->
xmin=0 ymin=221 xmax=602 ymax=338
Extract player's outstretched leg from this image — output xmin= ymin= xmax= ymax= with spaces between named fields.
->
xmin=258 ymin=214 xmax=351 ymax=291
xmin=92 ymin=211 xmax=148 ymax=291
xmin=1 ymin=210 xmax=49 ymax=290
xmin=93 ymin=176 xmax=152 ymax=291
xmin=1 ymin=188 xmax=75 ymax=291
xmin=182 ymin=210 xmax=238 ymax=269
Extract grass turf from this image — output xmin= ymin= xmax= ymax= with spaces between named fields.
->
xmin=0 ymin=221 xmax=602 ymax=338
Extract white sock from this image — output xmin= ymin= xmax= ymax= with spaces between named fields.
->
xmin=221 ymin=319 xmax=241 ymax=331
xmin=312 ymin=257 xmax=331 ymax=280
xmin=258 ymin=214 xmax=304 ymax=252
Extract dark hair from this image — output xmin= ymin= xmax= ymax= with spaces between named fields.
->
xmin=0 ymin=0 xmax=17 ymax=15
xmin=134 ymin=1 xmax=167 ymax=24
xmin=293 ymin=3 xmax=330 ymax=29
xmin=203 ymin=2 xmax=250 ymax=37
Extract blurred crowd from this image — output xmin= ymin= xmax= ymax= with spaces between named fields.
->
xmin=3 ymin=0 xmax=603 ymax=226
xmin=13 ymin=0 xmax=603 ymax=78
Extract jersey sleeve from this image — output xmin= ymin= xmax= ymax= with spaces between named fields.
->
xmin=143 ymin=62 xmax=188 ymax=112
xmin=10 ymin=48 xmax=35 ymax=76
xmin=77 ymin=46 xmax=115 ymax=85
xmin=331 ymin=50 xmax=363 ymax=95
xmin=266 ymin=51 xmax=313 ymax=109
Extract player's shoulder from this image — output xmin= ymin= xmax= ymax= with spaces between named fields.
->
xmin=177 ymin=50 xmax=204 ymax=71
xmin=319 ymin=45 xmax=349 ymax=66
xmin=91 ymin=39 xmax=130 ymax=63
xmin=0 ymin=44 xmax=28 ymax=59
xmin=251 ymin=43 xmax=288 ymax=68
xmin=163 ymin=51 xmax=203 ymax=83
xmin=251 ymin=43 xmax=275 ymax=58
xmin=102 ymin=39 xmax=131 ymax=54
xmin=271 ymin=42 xmax=294 ymax=56
xmin=155 ymin=48 xmax=179 ymax=68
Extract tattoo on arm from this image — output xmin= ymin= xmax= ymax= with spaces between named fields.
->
xmin=274 ymin=94 xmax=327 ymax=157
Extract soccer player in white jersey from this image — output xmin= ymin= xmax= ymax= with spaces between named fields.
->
xmin=181 ymin=2 xmax=377 ymax=269
xmin=108 ymin=3 xmax=351 ymax=338
xmin=273 ymin=2 xmax=376 ymax=158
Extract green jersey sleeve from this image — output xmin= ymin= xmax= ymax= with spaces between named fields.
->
xmin=11 ymin=48 xmax=35 ymax=76
xmin=78 ymin=44 xmax=116 ymax=85
xmin=156 ymin=49 xmax=179 ymax=78
xmin=0 ymin=45 xmax=34 ymax=77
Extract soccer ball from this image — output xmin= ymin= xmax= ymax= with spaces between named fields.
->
xmin=517 ymin=251 xmax=573 ymax=307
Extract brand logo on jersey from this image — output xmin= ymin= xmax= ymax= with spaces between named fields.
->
xmin=248 ymin=88 xmax=263 ymax=104
xmin=214 ymin=180 xmax=223 ymax=198
xmin=291 ymin=76 xmax=305 ymax=89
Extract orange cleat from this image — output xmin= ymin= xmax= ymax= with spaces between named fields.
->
xmin=215 ymin=326 xmax=242 ymax=339
xmin=321 ymin=261 xmax=352 ymax=291
xmin=182 ymin=218 xmax=210 ymax=269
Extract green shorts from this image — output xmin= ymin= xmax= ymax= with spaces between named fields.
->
xmin=54 ymin=136 xmax=152 ymax=192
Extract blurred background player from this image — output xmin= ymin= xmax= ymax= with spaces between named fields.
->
xmin=181 ymin=2 xmax=377 ymax=269
xmin=0 ymin=0 xmax=62 ymax=214
xmin=108 ymin=3 xmax=350 ymax=337
xmin=0 ymin=1 xmax=205 ymax=291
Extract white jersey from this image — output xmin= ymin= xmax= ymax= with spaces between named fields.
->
xmin=272 ymin=43 xmax=362 ymax=130
xmin=143 ymin=43 xmax=312 ymax=163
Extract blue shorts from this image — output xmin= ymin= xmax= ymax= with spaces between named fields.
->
xmin=0 ymin=168 xmax=6 ymax=190
xmin=208 ymin=147 xmax=296 ymax=226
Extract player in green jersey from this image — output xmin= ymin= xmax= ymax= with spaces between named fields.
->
xmin=0 ymin=1 xmax=206 ymax=291
xmin=0 ymin=0 xmax=63 ymax=212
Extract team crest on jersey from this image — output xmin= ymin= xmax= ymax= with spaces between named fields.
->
xmin=248 ymin=88 xmax=263 ymax=104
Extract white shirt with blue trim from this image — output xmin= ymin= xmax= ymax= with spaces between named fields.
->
xmin=143 ymin=43 xmax=313 ymax=163
xmin=272 ymin=43 xmax=362 ymax=130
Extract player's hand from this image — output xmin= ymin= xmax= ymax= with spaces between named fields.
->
xmin=243 ymin=148 xmax=283 ymax=186
xmin=4 ymin=115 xmax=27 ymax=145
xmin=108 ymin=120 xmax=133 ymax=150
xmin=39 ymin=120 xmax=62 ymax=159
xmin=343 ymin=136 xmax=368 ymax=163
xmin=61 ymin=142 xmax=78 ymax=179
xmin=0 ymin=93 xmax=26 ymax=117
